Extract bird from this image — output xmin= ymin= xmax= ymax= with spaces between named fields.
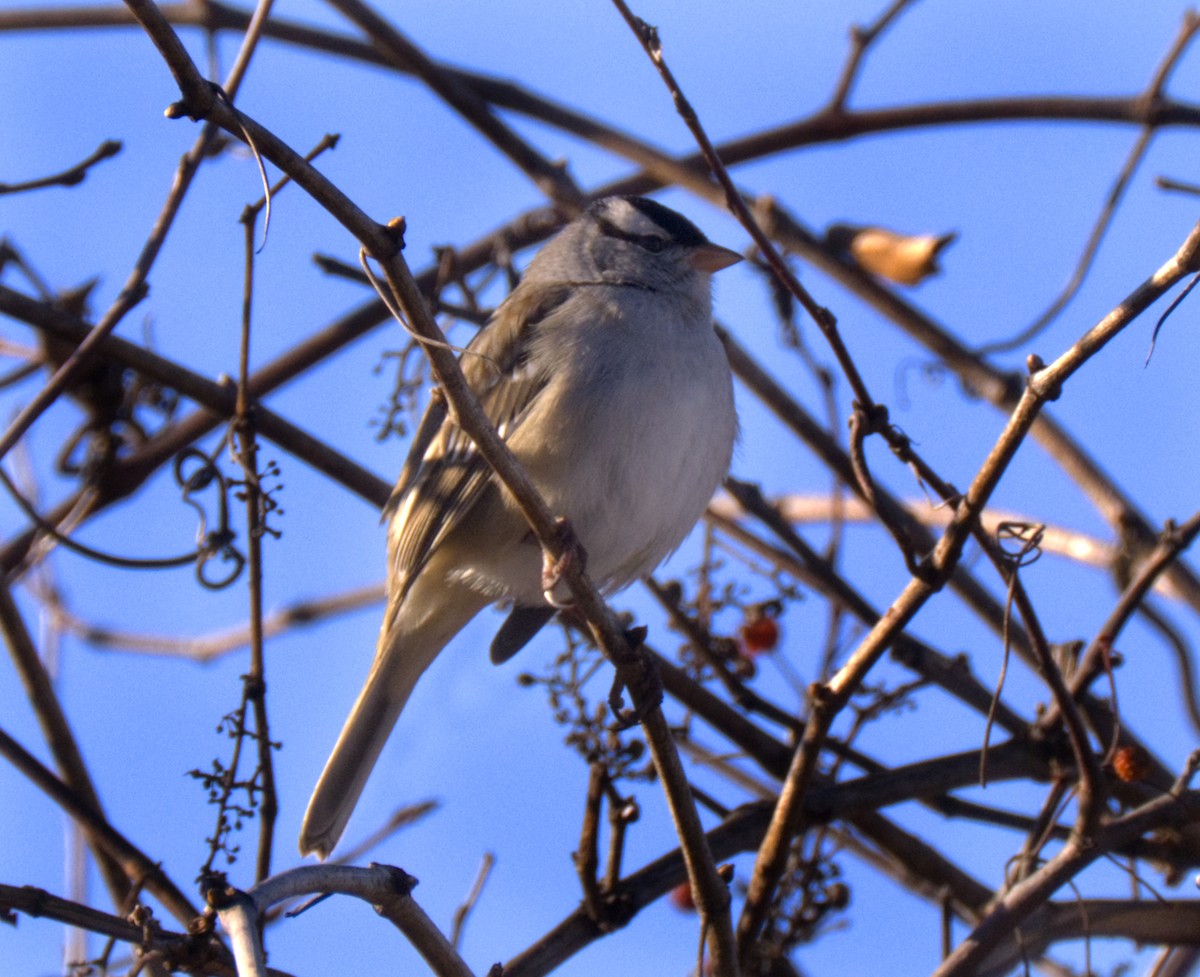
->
xmin=825 ymin=223 xmax=957 ymax=287
xmin=299 ymin=195 xmax=741 ymax=859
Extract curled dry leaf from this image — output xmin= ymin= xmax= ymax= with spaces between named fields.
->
xmin=825 ymin=223 xmax=958 ymax=286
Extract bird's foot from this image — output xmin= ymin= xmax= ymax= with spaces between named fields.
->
xmin=542 ymin=517 xmax=587 ymax=607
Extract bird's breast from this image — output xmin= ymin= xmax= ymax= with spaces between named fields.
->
xmin=512 ymin=306 xmax=735 ymax=593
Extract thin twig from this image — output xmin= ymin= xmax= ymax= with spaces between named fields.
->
xmin=450 ymin=852 xmax=495 ymax=950
xmin=749 ymin=190 xmax=1200 ymax=622
xmin=609 ymin=0 xmax=876 ymax=424
xmin=322 ymin=0 xmax=582 ymax=210
xmin=974 ymin=11 xmax=1200 ymax=356
xmin=715 ymin=479 xmax=1030 ymax=736
xmin=646 ymin=577 xmax=800 ymax=733
xmin=931 ymin=771 xmax=1200 ymax=977
xmin=49 ymin=581 xmax=384 ymax=660
xmin=254 ymin=864 xmax=476 ymax=977
xmin=0 ymin=582 xmax=132 ymax=908
xmin=707 ymin=493 xmax=1147 ymax=588
xmin=847 ymin=403 xmax=927 ymax=577
xmin=0 ymin=722 xmax=199 ymax=924
xmin=736 ymin=220 xmax=1200 ymax=953
xmin=117 ymin=7 xmax=739 ymax=975
xmin=1067 ymin=511 xmax=1200 ymax=715
xmin=236 ymin=202 xmax=277 ymax=883
xmin=976 ymin=531 xmax=1105 ymax=834
xmin=0 ymin=139 xmax=122 ymax=195
xmin=0 ymin=103 xmax=229 ymax=464
xmin=827 ymin=0 xmax=922 ymax=110
xmin=221 ymin=0 xmax=274 ymax=100
xmin=0 ymin=464 xmax=203 ymax=570
xmin=717 ymin=328 xmax=1047 ymax=678
xmin=0 ymin=283 xmax=393 ymax=522
xmin=575 ymin=763 xmax=608 ymax=925
xmin=324 ymin=800 xmax=439 ymax=869
xmin=0 ymin=884 xmax=228 ymax=966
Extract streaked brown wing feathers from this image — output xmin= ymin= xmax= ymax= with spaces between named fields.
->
xmin=383 ymin=285 xmax=571 ymax=605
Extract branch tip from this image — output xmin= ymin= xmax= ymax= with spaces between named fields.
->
xmin=386 ymin=216 xmax=408 ymax=249
xmin=371 ymin=862 xmax=419 ymax=898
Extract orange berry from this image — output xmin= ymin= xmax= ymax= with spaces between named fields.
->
xmin=669 ymin=881 xmax=696 ymax=912
xmin=1112 ymin=745 xmax=1149 ymax=783
xmin=739 ymin=615 xmax=780 ymax=656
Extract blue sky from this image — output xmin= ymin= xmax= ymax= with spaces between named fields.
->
xmin=3 ymin=1 xmax=1200 ymax=975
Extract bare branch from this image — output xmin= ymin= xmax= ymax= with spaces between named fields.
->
xmin=0 ymin=723 xmax=198 ymax=924
xmin=0 ymin=139 xmax=122 ymax=195
xmin=0 ymin=582 xmax=132 ymax=907
xmin=252 ymin=864 xmax=476 ymax=977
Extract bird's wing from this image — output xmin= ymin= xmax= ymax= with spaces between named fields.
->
xmin=382 ymin=285 xmax=572 ymax=611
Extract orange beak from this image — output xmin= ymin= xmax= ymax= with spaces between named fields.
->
xmin=690 ymin=243 xmax=743 ymax=273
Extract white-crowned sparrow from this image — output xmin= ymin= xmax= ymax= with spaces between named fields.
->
xmin=300 ymin=195 xmax=740 ymax=858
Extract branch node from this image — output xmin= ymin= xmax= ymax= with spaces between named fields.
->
xmin=385 ymin=216 xmax=408 ymax=250
xmin=807 ymin=680 xmax=836 ymax=711
xmin=369 ymin=862 xmax=419 ymax=898
xmin=164 ymin=82 xmax=222 ymax=122
xmin=1025 ymin=356 xmax=1062 ymax=401
xmin=199 ymin=874 xmax=238 ymax=911
xmin=607 ymin=644 xmax=662 ymax=730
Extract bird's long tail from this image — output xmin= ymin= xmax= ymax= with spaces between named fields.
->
xmin=299 ymin=587 xmax=485 ymax=859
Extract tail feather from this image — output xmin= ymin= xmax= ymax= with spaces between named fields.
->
xmin=300 ymin=584 xmax=486 ymax=859
xmin=299 ymin=666 xmax=407 ymax=860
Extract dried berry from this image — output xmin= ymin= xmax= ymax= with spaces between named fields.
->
xmin=668 ymin=881 xmax=696 ymax=912
xmin=1112 ymin=745 xmax=1149 ymax=783
xmin=739 ymin=615 xmax=781 ymax=656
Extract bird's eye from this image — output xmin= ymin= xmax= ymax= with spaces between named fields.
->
xmin=637 ymin=235 xmax=667 ymax=253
